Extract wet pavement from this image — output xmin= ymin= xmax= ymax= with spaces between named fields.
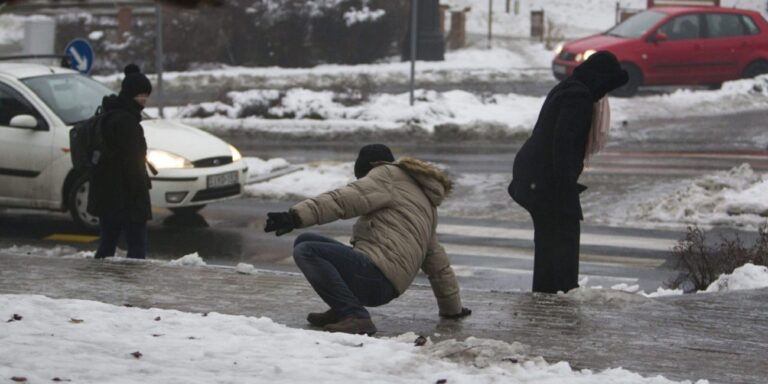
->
xmin=1 ymin=252 xmax=766 ymax=384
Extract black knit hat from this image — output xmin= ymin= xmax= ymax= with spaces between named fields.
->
xmin=573 ymin=51 xmax=629 ymax=100
xmin=119 ymin=64 xmax=152 ymax=98
xmin=354 ymin=144 xmax=395 ymax=179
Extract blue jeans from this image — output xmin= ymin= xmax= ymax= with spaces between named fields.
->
xmin=293 ymin=233 xmax=396 ymax=319
xmin=95 ymin=211 xmax=148 ymax=259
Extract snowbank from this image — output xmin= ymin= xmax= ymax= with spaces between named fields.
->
xmin=0 ymin=245 xmax=94 ymax=259
xmin=0 ymin=294 xmax=707 ymax=384
xmin=622 ymin=164 xmax=768 ymax=228
xmin=179 ymin=88 xmax=543 ymax=136
xmin=705 ymin=263 xmax=768 ymax=293
xmin=174 ymin=76 xmax=768 ymax=140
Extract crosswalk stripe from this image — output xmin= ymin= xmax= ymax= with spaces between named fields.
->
xmin=451 ymin=264 xmax=640 ymax=283
xmin=437 ymin=224 xmax=677 ymax=252
xmin=443 ymin=243 xmax=664 ymax=268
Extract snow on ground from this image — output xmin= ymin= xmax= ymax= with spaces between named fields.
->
xmin=95 ymin=45 xmax=554 ymax=92
xmin=705 ymin=263 xmax=768 ymax=292
xmin=0 ymin=294 xmax=707 ymax=384
xmin=245 ymin=161 xmax=354 ymax=200
xmin=179 ymin=89 xmax=543 ymax=136
xmin=172 ymin=75 xmax=768 ymax=139
xmin=168 ymin=252 xmax=207 ymax=267
xmin=613 ymin=163 xmax=768 ymax=228
xmin=569 ymin=263 xmax=768 ymax=300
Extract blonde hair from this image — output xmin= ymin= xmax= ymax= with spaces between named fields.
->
xmin=585 ymin=97 xmax=611 ymax=162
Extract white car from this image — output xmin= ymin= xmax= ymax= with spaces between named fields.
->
xmin=0 ymin=63 xmax=247 ymax=228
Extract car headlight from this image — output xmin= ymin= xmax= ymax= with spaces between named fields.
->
xmin=228 ymin=144 xmax=242 ymax=162
xmin=147 ymin=149 xmax=193 ymax=169
xmin=576 ymin=49 xmax=597 ymax=62
xmin=555 ymin=42 xmax=564 ymax=55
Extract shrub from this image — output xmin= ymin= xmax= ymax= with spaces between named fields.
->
xmin=669 ymin=224 xmax=768 ymax=291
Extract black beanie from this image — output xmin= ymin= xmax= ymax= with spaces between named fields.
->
xmin=354 ymin=144 xmax=395 ymax=179
xmin=119 ymin=64 xmax=152 ymax=98
xmin=573 ymin=51 xmax=629 ymax=100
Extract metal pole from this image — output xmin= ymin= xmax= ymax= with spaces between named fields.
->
xmin=487 ymin=0 xmax=493 ymax=49
xmin=155 ymin=3 xmax=164 ymax=118
xmin=409 ymin=0 xmax=417 ymax=106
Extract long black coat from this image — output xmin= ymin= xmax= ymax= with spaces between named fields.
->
xmin=508 ymin=79 xmax=593 ymax=220
xmin=87 ymin=94 xmax=152 ymax=221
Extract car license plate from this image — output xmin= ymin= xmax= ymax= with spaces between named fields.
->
xmin=207 ymin=171 xmax=238 ymax=188
xmin=553 ymin=64 xmax=567 ymax=74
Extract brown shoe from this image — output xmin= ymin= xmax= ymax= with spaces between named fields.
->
xmin=323 ymin=316 xmax=377 ymax=336
xmin=307 ymin=309 xmax=337 ymax=327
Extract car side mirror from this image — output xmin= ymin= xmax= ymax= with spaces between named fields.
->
xmin=9 ymin=114 xmax=39 ymax=129
xmin=649 ymin=32 xmax=668 ymax=43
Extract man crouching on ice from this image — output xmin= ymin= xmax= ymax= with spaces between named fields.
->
xmin=264 ymin=144 xmax=471 ymax=335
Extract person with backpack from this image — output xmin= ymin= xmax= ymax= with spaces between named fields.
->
xmin=87 ymin=64 xmax=153 ymax=259
xmin=264 ymin=144 xmax=472 ymax=335
xmin=508 ymin=52 xmax=628 ymax=294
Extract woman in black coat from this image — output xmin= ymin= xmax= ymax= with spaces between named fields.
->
xmin=508 ymin=52 xmax=628 ymax=293
xmin=88 ymin=64 xmax=153 ymax=259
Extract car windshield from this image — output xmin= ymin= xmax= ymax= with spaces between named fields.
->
xmin=21 ymin=74 xmax=115 ymax=125
xmin=606 ymin=10 xmax=666 ymax=38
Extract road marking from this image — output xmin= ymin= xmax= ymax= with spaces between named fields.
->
xmin=45 ymin=234 xmax=99 ymax=243
xmin=443 ymin=243 xmax=664 ymax=268
xmin=451 ymin=264 xmax=640 ymax=283
xmin=334 ymin=234 xmax=665 ymax=268
xmin=437 ymin=224 xmax=677 ymax=252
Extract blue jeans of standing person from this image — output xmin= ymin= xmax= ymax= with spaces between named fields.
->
xmin=292 ymin=233 xmax=397 ymax=320
xmin=95 ymin=210 xmax=147 ymax=259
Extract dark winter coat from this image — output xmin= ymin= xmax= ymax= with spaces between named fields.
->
xmin=87 ymin=94 xmax=152 ymax=221
xmin=508 ymin=78 xmax=593 ymax=220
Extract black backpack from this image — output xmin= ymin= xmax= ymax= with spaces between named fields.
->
xmin=69 ymin=107 xmax=110 ymax=174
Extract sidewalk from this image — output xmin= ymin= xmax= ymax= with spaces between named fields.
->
xmin=1 ymin=252 xmax=766 ymax=384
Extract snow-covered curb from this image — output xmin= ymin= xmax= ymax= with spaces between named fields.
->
xmin=0 ymin=294 xmax=707 ymax=384
xmin=618 ymin=164 xmax=768 ymax=228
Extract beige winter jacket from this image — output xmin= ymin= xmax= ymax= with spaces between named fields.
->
xmin=290 ymin=157 xmax=463 ymax=315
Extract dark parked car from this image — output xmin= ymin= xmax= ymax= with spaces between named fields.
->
xmin=552 ymin=6 xmax=768 ymax=96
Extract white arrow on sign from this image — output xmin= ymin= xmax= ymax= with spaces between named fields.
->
xmin=68 ymin=46 xmax=88 ymax=72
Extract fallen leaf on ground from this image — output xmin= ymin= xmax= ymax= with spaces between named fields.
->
xmin=154 ymin=316 xmax=161 ymax=321
xmin=11 ymin=377 xmax=27 ymax=382
xmin=7 ymin=314 xmax=23 ymax=322
xmin=414 ymin=335 xmax=427 ymax=346
xmin=69 ymin=318 xmax=84 ymax=324
xmin=131 ymin=351 xmax=143 ymax=359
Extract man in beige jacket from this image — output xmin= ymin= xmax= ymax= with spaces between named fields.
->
xmin=265 ymin=144 xmax=471 ymax=335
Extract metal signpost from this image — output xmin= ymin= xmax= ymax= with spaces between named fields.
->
xmin=64 ymin=38 xmax=94 ymax=74
xmin=155 ymin=3 xmax=165 ymax=118
xmin=410 ymin=0 xmax=418 ymax=106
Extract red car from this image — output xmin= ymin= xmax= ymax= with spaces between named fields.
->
xmin=552 ymin=7 xmax=768 ymax=96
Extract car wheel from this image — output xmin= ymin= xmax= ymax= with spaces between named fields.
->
xmin=68 ymin=176 xmax=99 ymax=232
xmin=611 ymin=64 xmax=642 ymax=97
xmin=742 ymin=60 xmax=768 ymax=79
xmin=169 ymin=205 xmax=206 ymax=216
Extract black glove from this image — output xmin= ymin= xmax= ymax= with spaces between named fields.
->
xmin=440 ymin=307 xmax=472 ymax=319
xmin=264 ymin=211 xmax=295 ymax=236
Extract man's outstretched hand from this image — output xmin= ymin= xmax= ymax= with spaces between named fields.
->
xmin=264 ymin=211 xmax=295 ymax=236
xmin=440 ymin=307 xmax=472 ymax=319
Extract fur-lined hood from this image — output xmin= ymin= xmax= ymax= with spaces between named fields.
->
xmin=393 ymin=157 xmax=452 ymax=207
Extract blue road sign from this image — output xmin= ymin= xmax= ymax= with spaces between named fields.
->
xmin=64 ymin=38 xmax=94 ymax=74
